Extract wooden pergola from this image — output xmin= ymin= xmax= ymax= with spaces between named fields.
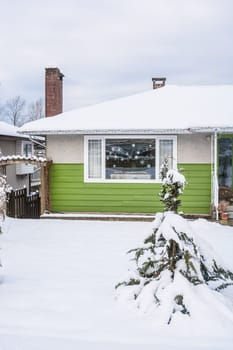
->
xmin=0 ymin=156 xmax=52 ymax=215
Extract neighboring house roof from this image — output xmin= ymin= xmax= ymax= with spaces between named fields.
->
xmin=20 ymin=85 xmax=233 ymax=135
xmin=0 ymin=121 xmax=29 ymax=139
xmin=0 ymin=155 xmax=47 ymax=165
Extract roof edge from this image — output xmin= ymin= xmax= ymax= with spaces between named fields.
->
xmin=19 ymin=126 xmax=233 ymax=136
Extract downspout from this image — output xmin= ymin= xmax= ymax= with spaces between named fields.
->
xmin=213 ymin=129 xmax=219 ymax=220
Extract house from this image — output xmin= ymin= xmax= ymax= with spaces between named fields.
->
xmin=0 ymin=121 xmax=35 ymax=192
xmin=20 ymin=68 xmax=233 ymax=218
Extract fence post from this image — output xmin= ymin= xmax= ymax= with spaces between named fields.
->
xmin=40 ymin=161 xmax=51 ymax=215
xmin=40 ymin=165 xmax=46 ymax=215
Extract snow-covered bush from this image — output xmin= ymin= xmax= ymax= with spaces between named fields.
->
xmin=116 ymin=163 xmax=233 ymax=324
xmin=159 ymin=158 xmax=186 ymax=213
xmin=0 ymin=174 xmax=10 ymax=234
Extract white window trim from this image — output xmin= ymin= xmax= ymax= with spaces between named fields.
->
xmin=84 ymin=135 xmax=177 ymax=183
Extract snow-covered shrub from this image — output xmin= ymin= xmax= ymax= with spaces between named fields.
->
xmin=159 ymin=158 xmax=186 ymax=213
xmin=116 ymin=163 xmax=233 ymax=324
xmin=0 ymin=174 xmax=10 ymax=234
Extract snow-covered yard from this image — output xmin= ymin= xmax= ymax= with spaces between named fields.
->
xmin=0 ymin=217 xmax=233 ymax=350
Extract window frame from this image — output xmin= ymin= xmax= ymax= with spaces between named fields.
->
xmin=22 ymin=141 xmax=33 ymax=157
xmin=84 ymin=135 xmax=177 ymax=183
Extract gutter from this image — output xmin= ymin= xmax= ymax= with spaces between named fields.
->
xmin=19 ymin=128 xmax=193 ymax=136
xmin=19 ymin=125 xmax=233 ymax=136
xmin=190 ymin=126 xmax=233 ymax=134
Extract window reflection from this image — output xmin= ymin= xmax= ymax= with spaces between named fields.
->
xmin=106 ymin=139 xmax=155 ymax=179
xmin=219 ymin=138 xmax=232 ymax=187
xmin=23 ymin=143 xmax=32 ymax=157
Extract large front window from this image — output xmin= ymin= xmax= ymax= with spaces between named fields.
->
xmin=85 ymin=136 xmax=176 ymax=182
xmin=106 ymin=139 xmax=155 ymax=179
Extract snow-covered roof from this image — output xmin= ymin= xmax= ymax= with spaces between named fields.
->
xmin=0 ymin=155 xmax=47 ymax=165
xmin=20 ymin=85 xmax=233 ymax=135
xmin=0 ymin=121 xmax=29 ymax=139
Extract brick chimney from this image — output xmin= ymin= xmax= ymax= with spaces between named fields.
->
xmin=45 ymin=67 xmax=64 ymax=117
xmin=152 ymin=77 xmax=166 ymax=89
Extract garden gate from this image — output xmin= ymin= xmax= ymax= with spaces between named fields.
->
xmin=7 ymin=188 xmax=40 ymax=219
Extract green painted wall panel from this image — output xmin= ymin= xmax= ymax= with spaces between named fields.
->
xmin=49 ymin=163 xmax=212 ymax=214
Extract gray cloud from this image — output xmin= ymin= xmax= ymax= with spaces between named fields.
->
xmin=0 ymin=0 xmax=233 ymax=111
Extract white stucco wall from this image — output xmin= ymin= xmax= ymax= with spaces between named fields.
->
xmin=177 ymin=134 xmax=211 ymax=163
xmin=47 ymin=133 xmax=211 ymax=164
xmin=47 ymin=135 xmax=84 ymax=163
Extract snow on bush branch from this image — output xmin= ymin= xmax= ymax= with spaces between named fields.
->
xmin=116 ymin=160 xmax=233 ymax=325
xmin=0 ymin=174 xmax=11 ymax=233
xmin=159 ymin=158 xmax=186 ymax=213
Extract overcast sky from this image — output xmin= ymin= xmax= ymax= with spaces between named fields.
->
xmin=0 ymin=0 xmax=233 ymax=112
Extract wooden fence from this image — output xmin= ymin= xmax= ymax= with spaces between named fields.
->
xmin=7 ymin=188 xmax=41 ymax=219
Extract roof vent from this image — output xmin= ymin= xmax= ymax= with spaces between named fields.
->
xmin=152 ymin=77 xmax=166 ymax=89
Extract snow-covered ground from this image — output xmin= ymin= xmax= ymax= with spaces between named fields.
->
xmin=0 ymin=217 xmax=233 ymax=350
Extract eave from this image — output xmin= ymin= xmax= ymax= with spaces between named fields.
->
xmin=20 ymin=128 xmax=193 ymax=136
xmin=20 ymin=126 xmax=233 ymax=136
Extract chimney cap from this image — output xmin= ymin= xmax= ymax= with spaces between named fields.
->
xmin=152 ymin=77 xmax=166 ymax=89
xmin=45 ymin=67 xmax=64 ymax=80
xmin=45 ymin=66 xmax=61 ymax=70
xmin=152 ymin=77 xmax=166 ymax=82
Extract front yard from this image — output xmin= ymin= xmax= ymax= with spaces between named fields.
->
xmin=0 ymin=218 xmax=233 ymax=349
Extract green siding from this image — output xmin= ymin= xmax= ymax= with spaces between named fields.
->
xmin=49 ymin=163 xmax=211 ymax=214
xmin=179 ymin=164 xmax=211 ymax=214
